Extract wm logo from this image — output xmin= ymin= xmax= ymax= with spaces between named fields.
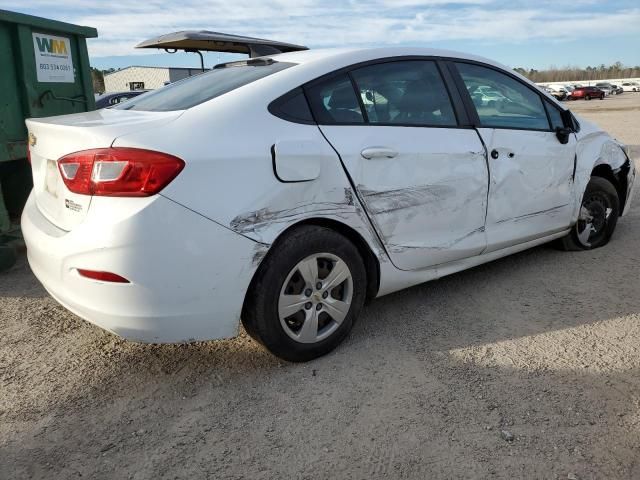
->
xmin=35 ymin=36 xmax=67 ymax=55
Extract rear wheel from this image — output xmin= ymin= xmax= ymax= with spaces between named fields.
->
xmin=600 ymin=94 xmax=605 ymax=100
xmin=585 ymin=94 xmax=591 ymax=100
xmin=242 ymin=226 xmax=366 ymax=362
xmin=559 ymin=177 xmax=619 ymax=251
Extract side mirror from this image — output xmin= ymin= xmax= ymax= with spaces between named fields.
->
xmin=555 ymin=127 xmax=572 ymax=145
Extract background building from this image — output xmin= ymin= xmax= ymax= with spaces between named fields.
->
xmin=103 ymin=66 xmax=205 ymax=92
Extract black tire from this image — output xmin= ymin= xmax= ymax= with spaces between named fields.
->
xmin=600 ymin=94 xmax=605 ymax=100
xmin=242 ymin=225 xmax=366 ymax=362
xmin=585 ymin=95 xmax=591 ymax=100
xmin=559 ymin=176 xmax=619 ymax=251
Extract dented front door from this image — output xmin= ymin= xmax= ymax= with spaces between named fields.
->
xmin=319 ymin=125 xmax=489 ymax=271
xmin=478 ymin=128 xmax=576 ymax=252
xmin=451 ymin=61 xmax=576 ymax=252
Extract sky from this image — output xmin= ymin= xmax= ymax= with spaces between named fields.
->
xmin=6 ymin=0 xmax=640 ymax=71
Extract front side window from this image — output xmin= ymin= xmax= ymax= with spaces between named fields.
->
xmin=545 ymin=101 xmax=565 ymax=131
xmin=116 ymin=61 xmax=293 ymax=112
xmin=350 ymin=60 xmax=457 ymax=127
xmin=305 ymin=74 xmax=364 ymax=124
xmin=456 ymin=63 xmax=550 ymax=130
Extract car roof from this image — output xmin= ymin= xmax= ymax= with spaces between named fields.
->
xmin=271 ymin=46 xmax=511 ymax=71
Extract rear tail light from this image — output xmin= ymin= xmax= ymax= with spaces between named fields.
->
xmin=77 ymin=269 xmax=130 ymax=283
xmin=57 ymin=147 xmax=184 ymax=197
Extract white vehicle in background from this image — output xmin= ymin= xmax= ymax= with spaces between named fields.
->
xmin=22 ymin=33 xmax=636 ymax=361
xmin=544 ymin=85 xmax=569 ymax=101
xmin=565 ymin=85 xmax=576 ymax=97
xmin=621 ymin=81 xmax=639 ymax=92
xmin=470 ymin=85 xmax=510 ymax=105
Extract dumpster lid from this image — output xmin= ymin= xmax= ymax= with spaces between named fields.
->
xmin=0 ymin=9 xmax=97 ymax=38
xmin=136 ymin=31 xmax=308 ymax=58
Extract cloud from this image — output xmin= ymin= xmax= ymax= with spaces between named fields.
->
xmin=5 ymin=1 xmax=640 ymax=58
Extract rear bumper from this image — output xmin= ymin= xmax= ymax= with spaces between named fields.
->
xmin=21 ymin=193 xmax=262 ymax=343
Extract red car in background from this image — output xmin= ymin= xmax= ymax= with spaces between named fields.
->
xmin=570 ymin=86 xmax=605 ymax=100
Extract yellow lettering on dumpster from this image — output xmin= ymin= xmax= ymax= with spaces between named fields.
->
xmin=51 ymin=40 xmax=67 ymax=55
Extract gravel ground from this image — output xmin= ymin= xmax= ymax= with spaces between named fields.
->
xmin=568 ymin=92 xmax=640 ymax=148
xmin=1 ymin=94 xmax=640 ymax=480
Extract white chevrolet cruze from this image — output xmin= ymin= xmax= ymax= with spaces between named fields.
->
xmin=23 ymin=47 xmax=635 ymax=361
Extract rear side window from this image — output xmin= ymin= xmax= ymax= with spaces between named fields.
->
xmin=305 ymin=74 xmax=365 ymax=124
xmin=455 ymin=62 xmax=550 ymax=131
xmin=268 ymin=88 xmax=314 ymax=124
xmin=350 ymin=60 xmax=457 ymax=126
xmin=116 ymin=61 xmax=293 ymax=112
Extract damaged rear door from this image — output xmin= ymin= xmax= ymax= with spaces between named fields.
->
xmin=306 ymin=59 xmax=488 ymax=271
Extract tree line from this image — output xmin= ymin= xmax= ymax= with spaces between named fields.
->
xmin=514 ymin=62 xmax=640 ymax=83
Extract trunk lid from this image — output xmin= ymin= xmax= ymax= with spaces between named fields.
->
xmin=26 ymin=109 xmax=182 ymax=231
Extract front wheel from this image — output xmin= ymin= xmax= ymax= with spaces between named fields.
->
xmin=559 ymin=177 xmax=619 ymax=251
xmin=585 ymin=95 xmax=591 ymax=100
xmin=242 ymin=225 xmax=366 ymax=362
xmin=600 ymin=94 xmax=605 ymax=100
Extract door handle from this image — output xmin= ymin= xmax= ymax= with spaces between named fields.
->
xmin=361 ymin=147 xmax=398 ymax=160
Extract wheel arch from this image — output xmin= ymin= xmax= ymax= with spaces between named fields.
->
xmin=591 ymin=163 xmax=628 ymax=215
xmin=243 ymin=218 xmax=381 ymax=319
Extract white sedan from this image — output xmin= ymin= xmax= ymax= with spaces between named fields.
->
xmin=23 ymin=47 xmax=636 ymax=361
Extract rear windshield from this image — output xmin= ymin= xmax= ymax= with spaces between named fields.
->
xmin=115 ymin=61 xmax=294 ymax=112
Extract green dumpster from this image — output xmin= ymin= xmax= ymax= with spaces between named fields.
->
xmin=0 ymin=9 xmax=97 ymax=271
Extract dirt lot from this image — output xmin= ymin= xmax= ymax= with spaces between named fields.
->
xmin=1 ymin=93 xmax=640 ymax=480
xmin=568 ymin=93 xmax=640 ymax=148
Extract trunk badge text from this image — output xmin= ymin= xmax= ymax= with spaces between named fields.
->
xmin=65 ymin=199 xmax=83 ymax=212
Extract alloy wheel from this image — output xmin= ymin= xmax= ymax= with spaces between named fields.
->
xmin=576 ymin=192 xmax=614 ymax=247
xmin=278 ymin=253 xmax=353 ymax=344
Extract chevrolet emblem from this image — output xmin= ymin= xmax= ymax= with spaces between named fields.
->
xmin=28 ymin=132 xmax=37 ymax=147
